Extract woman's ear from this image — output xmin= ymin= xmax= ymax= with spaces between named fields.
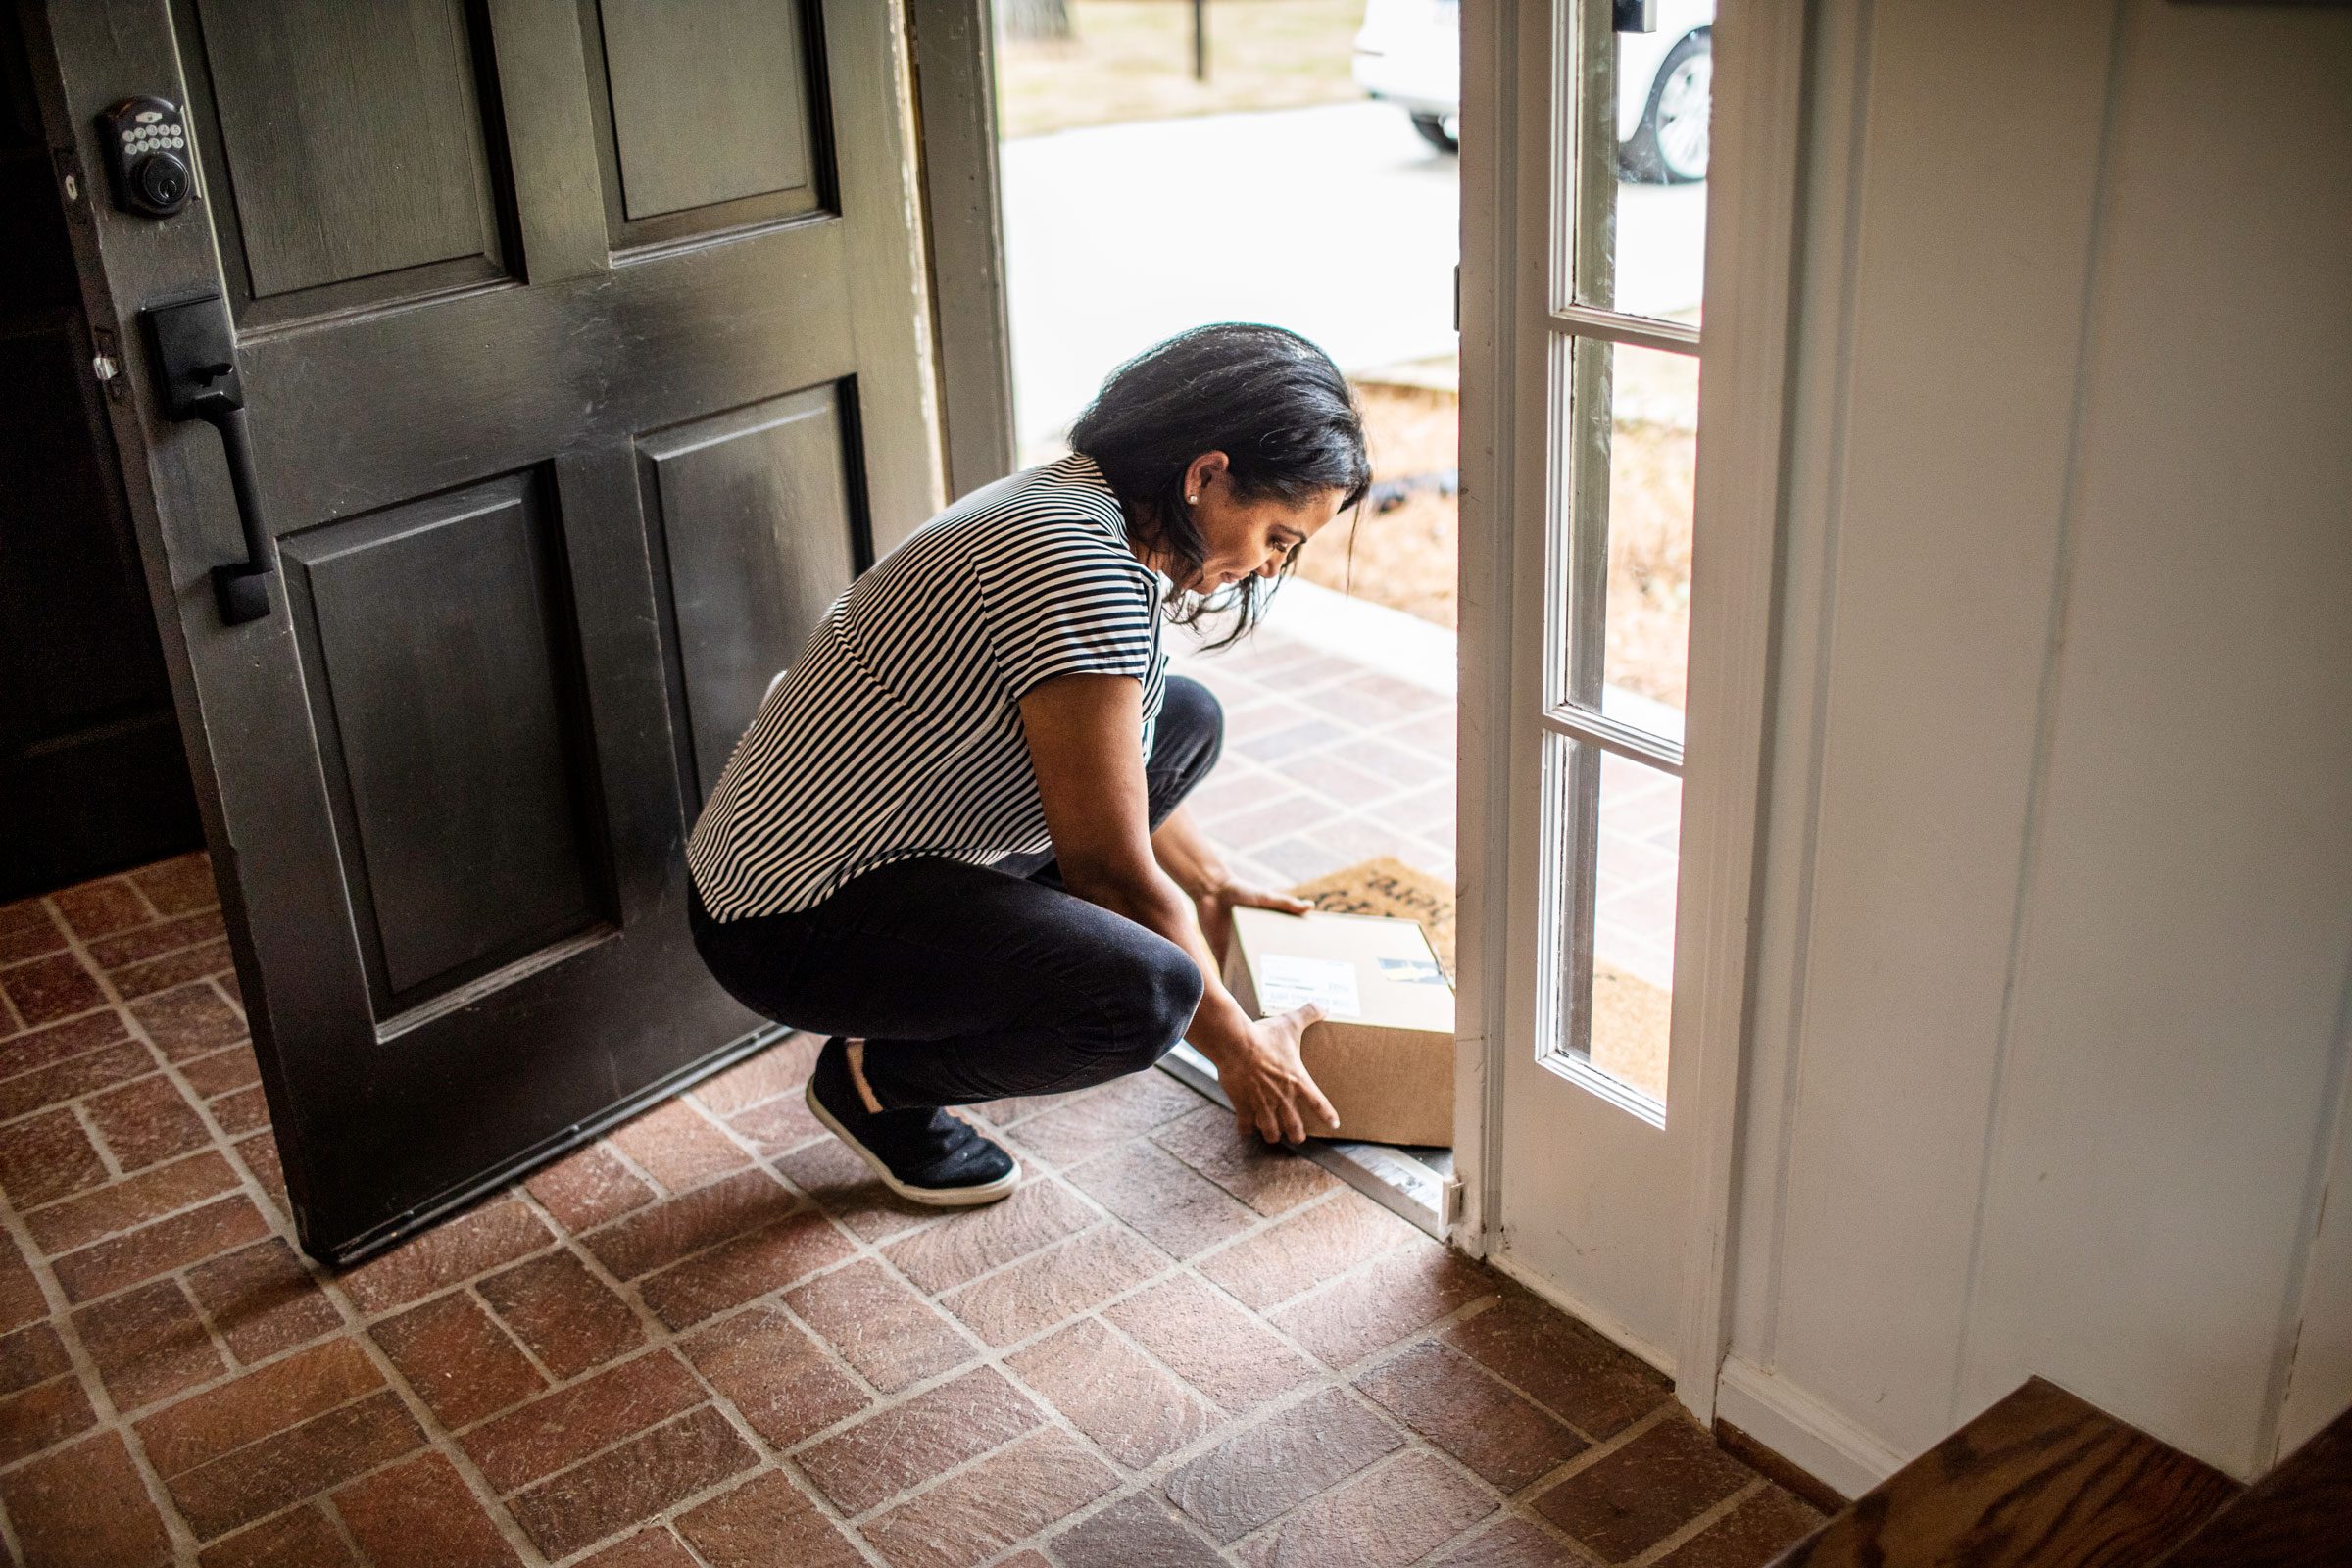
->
xmin=1185 ymin=451 xmax=1230 ymax=500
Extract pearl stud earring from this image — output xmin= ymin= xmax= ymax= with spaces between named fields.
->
xmin=1187 ymin=494 xmax=1199 ymax=504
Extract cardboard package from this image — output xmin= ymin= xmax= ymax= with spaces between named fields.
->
xmin=1222 ymin=906 xmax=1455 ymax=1148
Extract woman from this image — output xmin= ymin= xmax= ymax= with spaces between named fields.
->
xmin=686 ymin=324 xmax=1370 ymax=1206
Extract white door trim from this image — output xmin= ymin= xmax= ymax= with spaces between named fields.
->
xmin=1452 ymin=0 xmax=1812 ymax=1426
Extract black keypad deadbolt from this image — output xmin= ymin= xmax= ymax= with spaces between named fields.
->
xmin=99 ymin=95 xmax=193 ymax=218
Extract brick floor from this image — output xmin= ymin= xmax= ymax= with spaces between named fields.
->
xmin=0 ymin=852 xmax=1820 ymax=1566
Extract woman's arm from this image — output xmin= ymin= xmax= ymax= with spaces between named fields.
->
xmin=1020 ymin=674 xmax=1337 ymax=1143
xmin=1149 ymin=804 xmax=1313 ymax=964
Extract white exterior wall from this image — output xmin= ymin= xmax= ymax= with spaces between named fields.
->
xmin=1715 ymin=0 xmax=2352 ymax=1490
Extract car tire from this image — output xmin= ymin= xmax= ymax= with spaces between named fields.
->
xmin=1409 ymin=111 xmax=1459 ymax=155
xmin=1620 ymin=30 xmax=1710 ymax=184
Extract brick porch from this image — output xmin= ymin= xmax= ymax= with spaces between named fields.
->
xmin=0 ymin=853 xmax=1811 ymax=1568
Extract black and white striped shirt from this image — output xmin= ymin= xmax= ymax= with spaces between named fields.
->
xmin=687 ymin=452 xmax=1168 ymax=919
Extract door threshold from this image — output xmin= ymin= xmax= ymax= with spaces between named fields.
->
xmin=1158 ymin=1042 xmax=1454 ymax=1240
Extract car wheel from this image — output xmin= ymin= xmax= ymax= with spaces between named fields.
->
xmin=1621 ymin=31 xmax=1710 ymax=184
xmin=1409 ymin=111 xmax=1459 ymax=155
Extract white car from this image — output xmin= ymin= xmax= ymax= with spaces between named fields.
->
xmin=1351 ymin=0 xmax=1713 ymax=183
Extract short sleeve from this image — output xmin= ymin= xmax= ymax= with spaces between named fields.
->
xmin=977 ymin=516 xmax=1158 ymax=698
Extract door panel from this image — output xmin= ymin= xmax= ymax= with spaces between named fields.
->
xmin=176 ymin=0 xmax=517 ymax=320
xmin=279 ymin=468 xmax=611 ymax=1012
xmin=640 ymin=385 xmax=860 ymax=801
xmin=35 ymin=0 xmax=949 ymax=1261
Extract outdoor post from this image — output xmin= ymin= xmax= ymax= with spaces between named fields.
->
xmin=1193 ymin=0 xmax=1208 ymax=81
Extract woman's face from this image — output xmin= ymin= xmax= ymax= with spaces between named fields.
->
xmin=1170 ymin=452 xmax=1347 ymax=595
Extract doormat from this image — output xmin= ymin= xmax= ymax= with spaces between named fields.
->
xmin=1291 ymin=856 xmax=1670 ymax=1102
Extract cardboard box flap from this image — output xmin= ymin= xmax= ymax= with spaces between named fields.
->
xmin=1228 ymin=907 xmax=1454 ymax=1031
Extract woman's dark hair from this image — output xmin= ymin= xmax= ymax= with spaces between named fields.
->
xmin=1069 ymin=323 xmax=1371 ymax=647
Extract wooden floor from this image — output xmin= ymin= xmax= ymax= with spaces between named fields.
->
xmin=0 ymin=853 xmax=1824 ymax=1567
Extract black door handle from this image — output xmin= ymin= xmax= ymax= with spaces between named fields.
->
xmin=143 ymin=291 xmax=271 ymax=625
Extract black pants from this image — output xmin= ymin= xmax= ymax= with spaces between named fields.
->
xmin=688 ymin=676 xmax=1223 ymax=1111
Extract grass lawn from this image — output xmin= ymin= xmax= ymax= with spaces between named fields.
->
xmin=996 ymin=0 xmax=1368 ymax=139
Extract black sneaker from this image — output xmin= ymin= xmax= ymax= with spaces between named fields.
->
xmin=805 ymin=1038 xmax=1020 ymax=1206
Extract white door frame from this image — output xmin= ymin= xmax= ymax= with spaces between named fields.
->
xmin=1452 ymin=0 xmax=1811 ymax=1425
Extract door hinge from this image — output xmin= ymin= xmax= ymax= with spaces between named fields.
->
xmin=1452 ymin=263 xmax=1460 ymax=334
xmin=1441 ymin=1175 xmax=1464 ymax=1226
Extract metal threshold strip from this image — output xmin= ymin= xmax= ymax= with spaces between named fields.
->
xmin=1157 ymin=1043 xmax=1454 ymax=1240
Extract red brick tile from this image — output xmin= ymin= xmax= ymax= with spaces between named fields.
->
xmin=186 ymin=1239 xmax=343 ymax=1365
xmin=525 ymin=1142 xmax=657 ymax=1234
xmin=691 ymin=1034 xmax=819 ymax=1117
xmin=940 ymin=1223 xmax=1168 ymax=1348
xmin=88 ymin=910 xmax=226 ymax=972
xmin=83 ymin=1073 xmax=211 ymax=1171
xmin=370 ymin=1290 xmax=547 ymax=1429
xmin=726 ymin=1092 xmax=828 ymax=1155
xmin=582 ymin=1168 xmax=796 ymax=1281
xmin=1530 ymin=1418 xmax=1753 ymax=1561
xmin=1103 ymin=1274 xmax=1318 ymax=1413
xmin=0 ymin=1039 xmax=152 ymax=1121
xmin=338 ymin=1195 xmax=553 ymax=1315
xmin=0 ymin=904 xmax=69 ymax=963
xmin=462 ymin=1349 xmax=704 ymax=1494
xmin=333 ymin=1450 xmax=523 ymax=1568
xmin=1443 ymin=1296 xmax=1671 ymax=1440
xmin=637 ymin=1205 xmax=855 ymax=1329
xmin=1052 ymin=1492 xmax=1229 ymax=1568
xmin=0 ymin=1373 xmax=97 ymax=1465
xmin=134 ymin=1336 xmax=384 ymax=1478
xmin=1198 ymin=1190 xmax=1416 ymax=1311
xmin=0 ymin=1322 xmax=71 ymax=1395
xmin=1654 ymin=1487 xmax=1819 ymax=1568
xmin=580 ymin=1527 xmax=703 ymax=1568
xmin=478 ymin=1250 xmax=645 ymax=1378
xmin=130 ymin=853 xmax=220 ymax=916
xmin=1152 ymin=1103 xmax=1339 ymax=1216
xmin=0 ymin=1106 xmax=107 ymax=1207
xmin=0 ymin=1008 xmax=129 ymax=1080
xmin=165 ymin=1387 xmax=425 ymax=1540
xmin=879 ymin=1178 xmax=1096 ymax=1296
xmin=0 ymin=1430 xmax=174 ymax=1568
xmin=197 ymin=1504 xmax=360 ymax=1568
xmin=676 ymin=1469 xmax=866 ymax=1568
xmin=180 ymin=1042 xmax=262 ymax=1101
xmin=236 ymin=1133 xmax=287 ymax=1213
xmin=507 ymin=1405 xmax=758 ymax=1560
xmin=0 ymin=952 xmax=104 ymax=1028
xmin=113 ymin=937 xmax=234 ymax=1002
xmin=1004 ymin=1072 xmax=1206 ymax=1168
xmin=1239 ymin=1449 xmax=1497 ymax=1568
xmin=860 ymin=1426 xmax=1118 ymax=1568
xmin=128 ymin=981 xmax=245 ymax=1061
xmin=210 ymin=1084 xmax=270 ymax=1135
xmin=1272 ymin=1241 xmax=1498 ymax=1368
xmin=1163 ymin=1387 xmax=1403 ymax=1543
xmin=26 ymin=1149 xmax=240 ymax=1254
xmin=1426 ymin=1517 xmax=1599 ymax=1568
xmin=797 ymin=1364 xmax=1040 ymax=1515
xmin=0 ymin=1226 xmax=47 ymax=1334
xmin=679 ymin=1300 xmax=867 ymax=1448
xmin=73 ymin=1277 xmax=227 ymax=1411
xmin=1064 ymin=1139 xmax=1260 ymax=1259
xmin=610 ymin=1098 xmax=752 ymax=1194
xmin=1007 ymin=1317 xmax=1217 ymax=1469
xmin=774 ymin=1137 xmax=938 ymax=1241
xmin=784 ymin=1258 xmax=971 ymax=1394
xmin=1358 ymin=1341 xmax=1591 ymax=1491
xmin=52 ymin=1193 xmax=270 ymax=1302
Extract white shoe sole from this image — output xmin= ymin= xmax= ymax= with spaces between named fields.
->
xmin=805 ymin=1074 xmax=1022 ymax=1208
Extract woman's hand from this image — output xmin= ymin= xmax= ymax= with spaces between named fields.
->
xmin=1215 ymin=1004 xmax=1339 ymax=1144
xmin=1196 ymin=880 xmax=1315 ymax=964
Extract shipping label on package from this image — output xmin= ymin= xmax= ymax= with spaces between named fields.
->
xmin=1256 ymin=954 xmax=1363 ymax=1019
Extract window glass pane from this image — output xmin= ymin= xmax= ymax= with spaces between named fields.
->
xmin=1549 ymin=337 xmax=1697 ymax=737
xmin=1544 ymin=735 xmax=1681 ymax=1104
xmin=1566 ymin=5 xmax=1714 ymax=322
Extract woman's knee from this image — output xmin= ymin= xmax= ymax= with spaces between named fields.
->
xmin=1109 ymin=932 xmax=1204 ymax=1071
xmin=1150 ymin=676 xmax=1225 ymax=807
